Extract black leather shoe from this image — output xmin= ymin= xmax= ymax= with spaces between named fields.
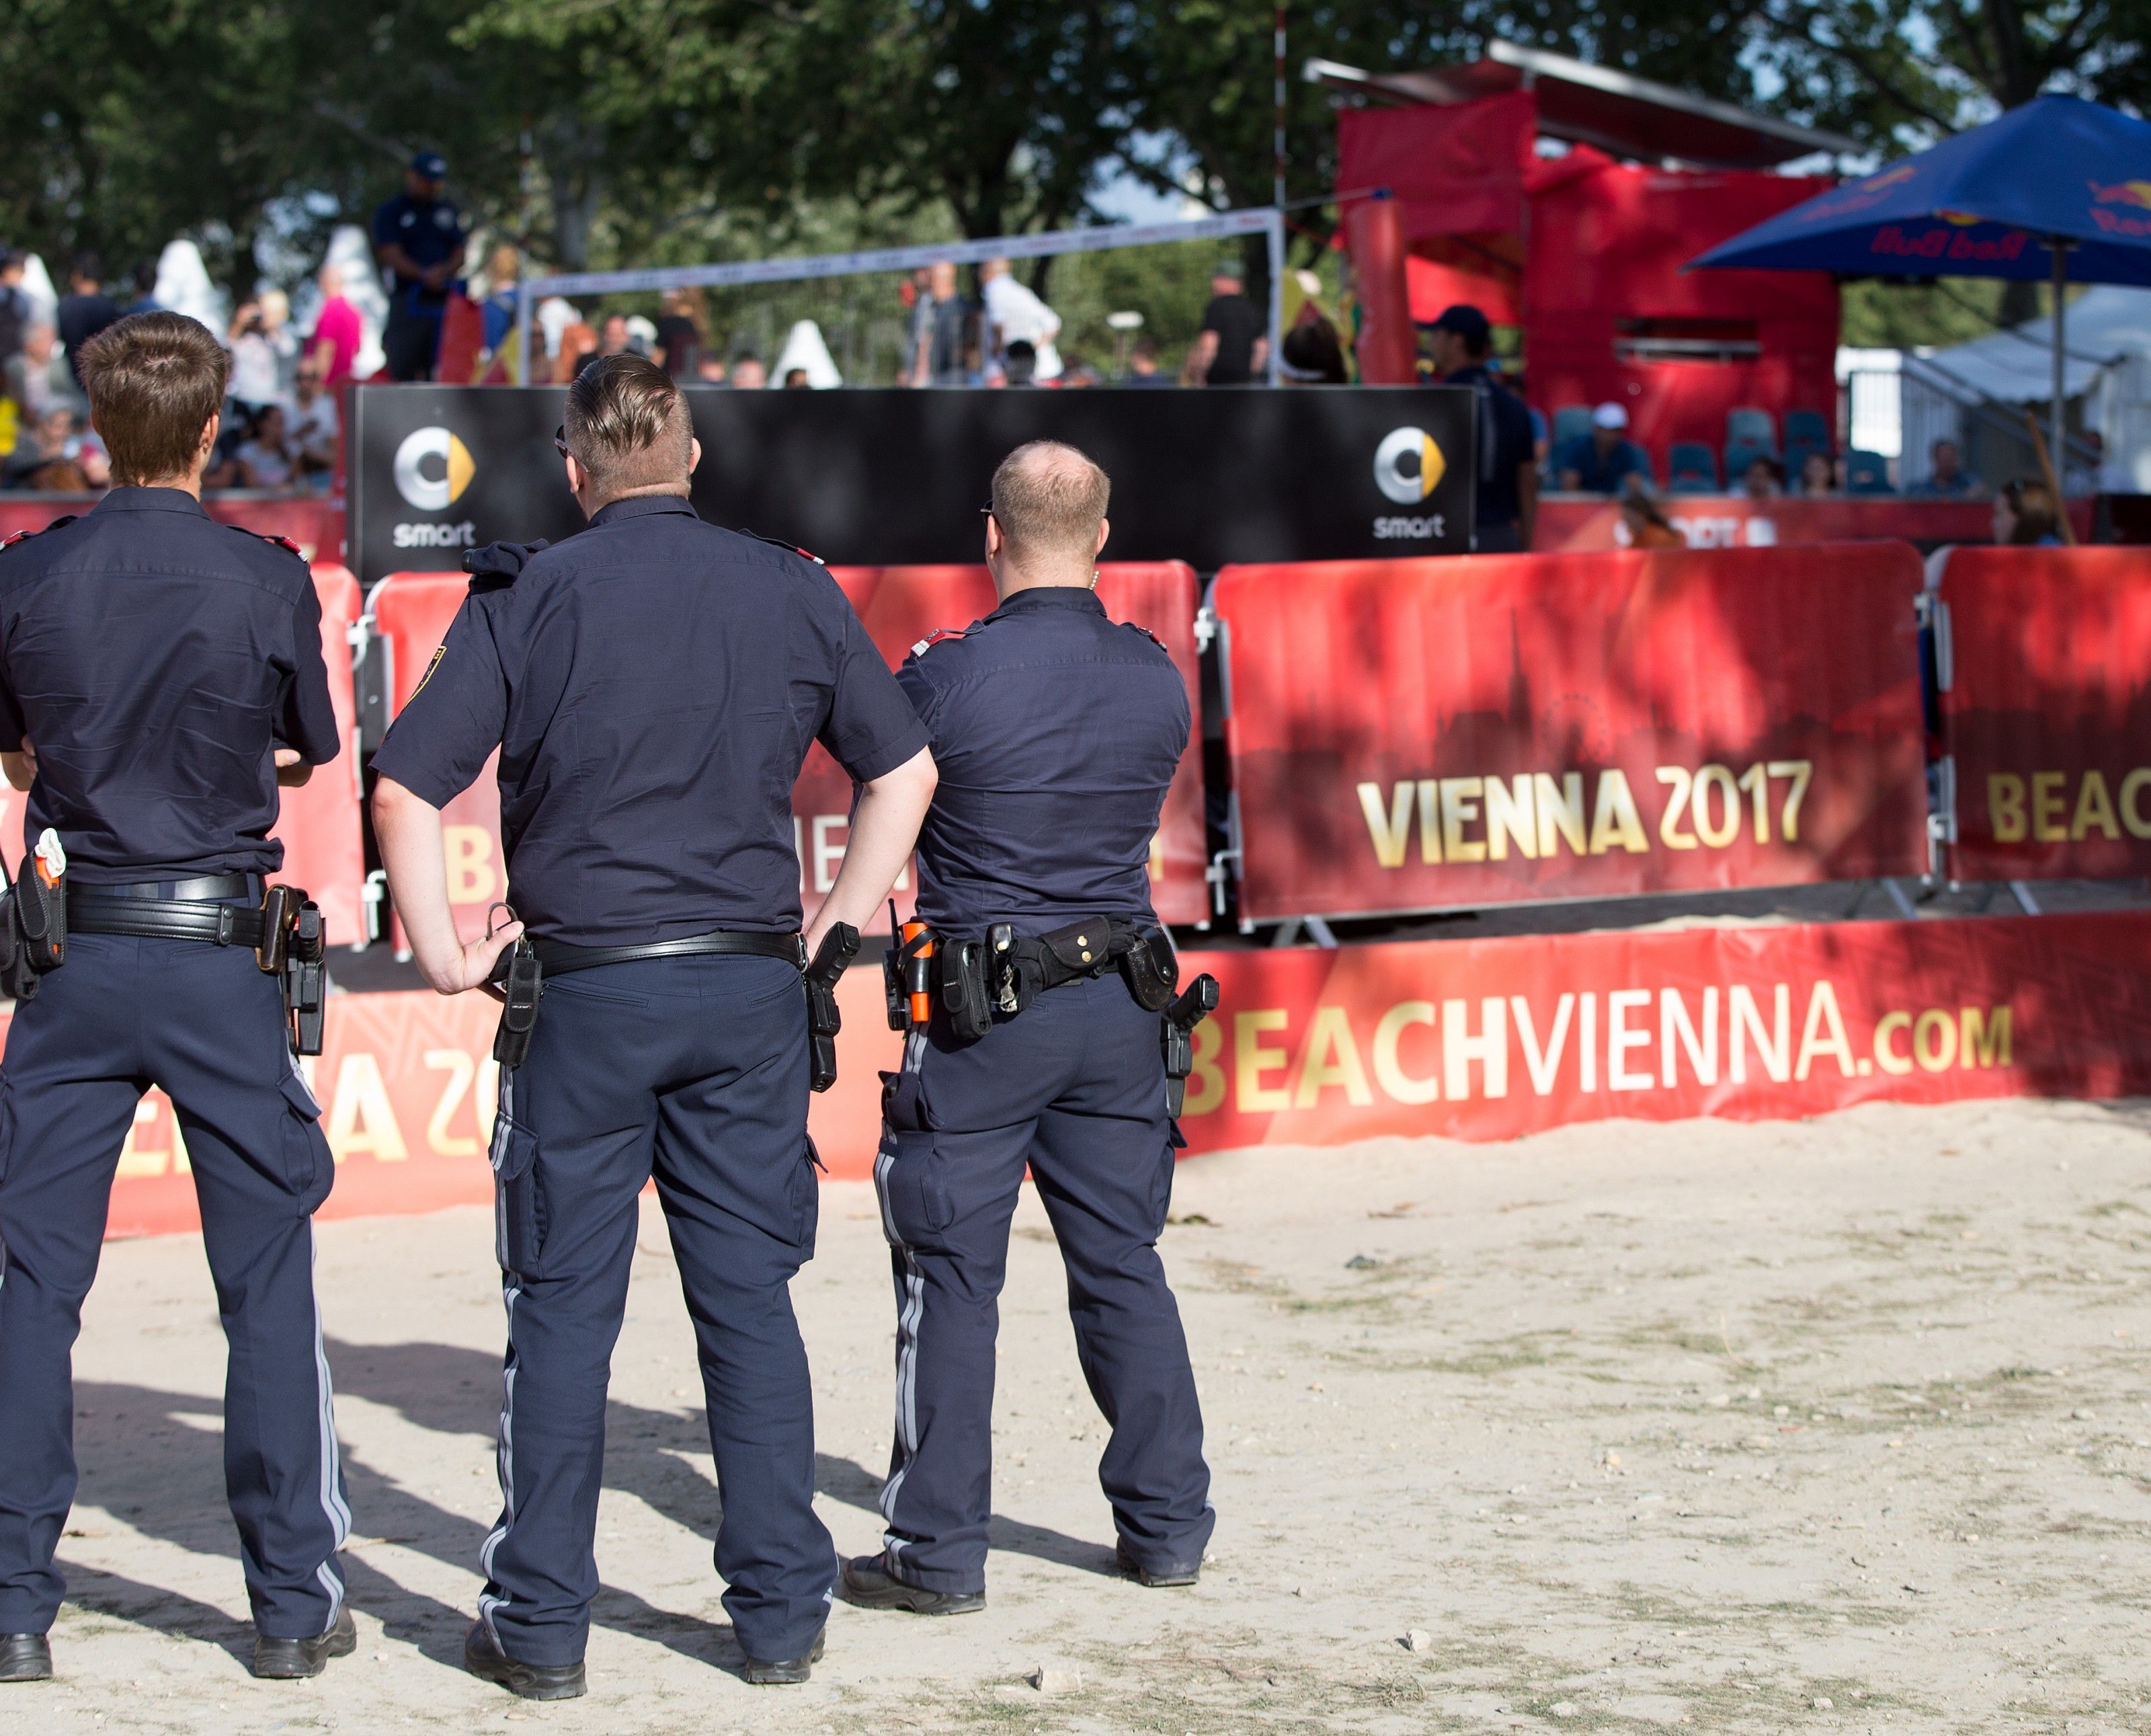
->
xmin=740 ymin=1628 xmax=825 ymax=1686
xmin=463 ymin=1620 xmax=586 ymax=1700
xmin=252 ymin=1606 xmax=356 ymax=1679
xmin=0 ymin=1633 xmax=52 ymax=1682
xmin=1115 ymin=1541 xmax=1201 ymax=1587
xmin=839 ymin=1553 xmax=985 ymax=1615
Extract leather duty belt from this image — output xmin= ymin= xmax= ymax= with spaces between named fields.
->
xmin=531 ymin=929 xmax=805 ymax=977
xmin=69 ymin=893 xmax=266 ymax=948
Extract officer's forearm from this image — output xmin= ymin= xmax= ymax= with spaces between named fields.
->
xmin=806 ymin=747 xmax=936 ymax=954
xmin=372 ymin=777 xmax=464 ymax=989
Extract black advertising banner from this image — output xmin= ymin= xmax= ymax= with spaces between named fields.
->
xmin=349 ymin=384 xmax=1476 ymax=582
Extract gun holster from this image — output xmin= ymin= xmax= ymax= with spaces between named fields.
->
xmin=1162 ymin=973 xmax=1221 ymax=1121
xmin=266 ymin=888 xmax=328 ymax=1056
xmin=804 ymin=923 xmax=861 ymax=1091
xmin=491 ymin=937 xmax=543 ymax=1070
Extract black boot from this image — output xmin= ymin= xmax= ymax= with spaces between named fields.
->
xmin=0 ymin=1634 xmax=52 ymax=1682
xmin=741 ymin=1628 xmax=825 ymax=1686
xmin=839 ymin=1552 xmax=985 ymax=1615
xmin=252 ymin=1607 xmax=357 ymax=1680
xmin=463 ymin=1619 xmax=586 ymax=1700
xmin=1115 ymin=1540 xmax=1201 ymax=1587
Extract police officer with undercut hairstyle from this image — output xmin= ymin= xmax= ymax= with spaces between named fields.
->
xmin=842 ymin=439 xmax=1215 ymax=1619
xmin=0 ymin=311 xmax=350 ymax=1685
xmin=372 ymin=355 xmax=936 ymax=1696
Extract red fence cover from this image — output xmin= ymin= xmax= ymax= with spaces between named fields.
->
xmin=1535 ymin=495 xmax=2000 ymax=552
xmin=0 ymin=495 xmax=344 ymax=563
xmin=269 ymin=565 xmax=367 ymax=944
xmin=1939 ymin=545 xmax=2151 ymax=881
xmin=1217 ymin=545 xmax=1929 ymax=921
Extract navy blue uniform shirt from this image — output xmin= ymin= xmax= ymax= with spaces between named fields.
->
xmin=1446 ymin=363 xmax=1537 ymax=531
xmin=371 ymin=193 xmax=467 ymax=311
xmin=0 ymin=487 xmax=340 ymax=881
xmin=896 ymin=585 xmax=1188 ymax=940
xmin=370 ymin=495 xmax=928 ymax=947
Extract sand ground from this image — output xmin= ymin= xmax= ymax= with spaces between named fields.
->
xmin=16 ymin=1096 xmax=2151 ymax=1734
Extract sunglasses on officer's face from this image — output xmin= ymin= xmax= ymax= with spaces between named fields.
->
xmin=979 ymin=503 xmax=995 ymax=523
xmin=554 ymin=425 xmax=573 ymax=460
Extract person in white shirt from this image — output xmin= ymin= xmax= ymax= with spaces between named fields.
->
xmin=287 ymin=362 xmax=340 ymax=481
xmin=233 ymin=403 xmax=300 ymax=489
xmin=978 ymin=258 xmax=1061 ymax=382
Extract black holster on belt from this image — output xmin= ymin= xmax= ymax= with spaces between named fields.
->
xmin=1162 ymin=974 xmax=1219 ymax=1120
xmin=491 ymin=938 xmax=543 ymax=1070
xmin=257 ymin=884 xmax=328 ymax=1056
xmin=804 ymin=923 xmax=860 ymax=1092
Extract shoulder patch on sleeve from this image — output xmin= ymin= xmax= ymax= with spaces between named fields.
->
xmin=463 ymin=539 xmax=549 ymax=591
xmin=909 ymin=626 xmax=969 ymax=658
xmin=743 ymin=529 xmax=826 ymax=567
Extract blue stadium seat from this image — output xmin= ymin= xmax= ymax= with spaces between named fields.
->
xmin=1724 ymin=440 xmax=1776 ymax=487
xmin=1845 ymin=449 xmax=1894 ymax=494
xmin=1726 ymin=407 xmax=1777 ymax=454
xmin=1551 ymin=405 xmax=1594 ymax=454
xmin=1784 ymin=409 xmax=1830 ymax=452
xmin=1667 ymin=442 xmax=1718 ymax=493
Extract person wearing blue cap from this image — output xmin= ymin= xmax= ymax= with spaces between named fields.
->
xmin=371 ymin=151 xmax=467 ymax=381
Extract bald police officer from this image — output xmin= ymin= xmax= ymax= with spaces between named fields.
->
xmin=843 ymin=441 xmax=1215 ymax=1616
xmin=0 ymin=313 xmax=351 ymax=1683
xmin=372 ymin=356 xmax=935 ymax=1696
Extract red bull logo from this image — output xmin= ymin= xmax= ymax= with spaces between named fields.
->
xmin=2089 ymin=178 xmax=2151 ymax=235
xmin=2090 ymin=178 xmax=2151 ymax=210
xmin=1870 ymin=224 xmax=2028 ymax=263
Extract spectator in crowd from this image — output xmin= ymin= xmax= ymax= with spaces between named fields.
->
xmin=232 ymin=403 xmax=301 ymax=489
xmin=730 ymin=354 xmax=767 ymax=390
xmin=1556 ymin=402 xmax=1650 ymax=495
xmin=3 ymin=404 xmax=105 ymax=491
xmin=1909 ymin=438 xmax=1980 ymax=498
xmin=1279 ymin=317 xmax=1348 ymax=384
xmin=1740 ymin=454 xmax=1785 ymax=500
xmin=909 ymin=260 xmax=971 ymax=387
xmin=782 ymin=366 xmax=812 ymax=388
xmin=226 ymin=299 xmax=285 ymax=413
xmin=288 ymin=361 xmax=339 ymax=480
xmin=1123 ymin=334 xmax=1173 ymax=387
xmin=7 ymin=322 xmax=75 ymax=425
xmin=372 ymin=149 xmax=467 ymax=381
xmin=1620 ymin=481 xmax=1684 ymax=548
xmin=480 ymin=243 xmax=522 ymax=357
xmin=1057 ymin=354 xmax=1103 ymax=388
xmin=1797 ymin=450 xmax=1836 ymax=495
xmin=1992 ymin=477 xmax=2062 ymax=545
xmin=124 ymin=260 xmax=161 ymax=315
xmin=655 ymin=286 xmax=704 ymax=378
xmin=1184 ymin=257 xmax=1266 ymax=385
xmin=0 ymin=250 xmax=29 ymax=364
xmin=308 ymin=261 xmax=362 ymax=388
xmin=575 ymin=314 xmax=634 ymax=378
xmin=1425 ymin=303 xmax=1536 ymax=551
xmin=979 ymin=257 xmax=1061 ymax=381
xmin=1001 ymin=339 xmax=1039 ymax=387
xmin=696 ymin=353 xmax=729 ymax=386
xmin=56 ymin=254 xmax=123 ymax=388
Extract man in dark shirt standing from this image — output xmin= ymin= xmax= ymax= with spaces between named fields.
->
xmin=372 ymin=356 xmax=936 ymax=1697
xmin=1184 ymin=258 xmax=1268 ymax=385
xmin=0 ymin=313 xmax=350 ymax=1684
xmin=841 ymin=441 xmax=1215 ymax=1619
xmin=1556 ymin=403 xmax=1652 ymax=495
xmin=907 ymin=261 xmax=970 ymax=387
xmin=54 ymin=255 xmax=122 ymax=390
xmin=1426 ymin=304 xmax=1539 ymax=552
xmin=370 ymin=152 xmax=468 ymax=382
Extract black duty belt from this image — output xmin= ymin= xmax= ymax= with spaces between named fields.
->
xmin=69 ymin=879 xmax=266 ymax=947
xmin=531 ymin=929 xmax=805 ymax=977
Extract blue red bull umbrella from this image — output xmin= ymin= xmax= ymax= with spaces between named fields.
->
xmin=1691 ymin=93 xmax=2151 ymax=460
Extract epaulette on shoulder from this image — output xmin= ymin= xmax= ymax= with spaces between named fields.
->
xmin=463 ymin=539 xmax=549 ymax=592
xmin=1 ymin=516 xmax=77 ymax=551
xmin=219 ymin=522 xmax=307 ymax=561
xmin=909 ymin=626 xmax=970 ymax=658
xmin=745 ymin=529 xmax=826 ymax=567
xmin=1121 ymin=620 xmax=1168 ymax=649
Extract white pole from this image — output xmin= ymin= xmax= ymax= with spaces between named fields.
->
xmin=517 ymin=283 xmax=534 ymax=386
xmin=1266 ymin=208 xmax=1285 ymax=387
xmin=2051 ymin=239 xmax=2068 ymax=471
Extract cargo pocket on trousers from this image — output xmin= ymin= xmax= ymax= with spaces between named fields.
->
xmin=790 ymin=1136 xmax=825 ymax=1255
xmin=490 ymin=1116 xmax=547 ymax=1278
xmin=278 ymin=1071 xmax=335 ymax=1214
xmin=877 ymin=1127 xmax=955 ymax=1246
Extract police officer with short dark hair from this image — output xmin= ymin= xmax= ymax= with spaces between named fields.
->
xmin=0 ymin=311 xmax=350 ymax=1684
xmin=842 ymin=440 xmax=1215 ymax=1617
xmin=371 ymin=355 xmax=936 ymax=1696
xmin=371 ymin=151 xmax=467 ymax=382
xmin=1426 ymin=303 xmax=1538 ymax=552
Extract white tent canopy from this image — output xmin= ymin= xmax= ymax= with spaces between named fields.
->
xmin=1919 ymin=285 xmax=2151 ymax=404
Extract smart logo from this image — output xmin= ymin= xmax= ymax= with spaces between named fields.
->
xmin=391 ymin=425 xmax=479 ymax=550
xmin=1373 ymin=425 xmax=1446 ymax=504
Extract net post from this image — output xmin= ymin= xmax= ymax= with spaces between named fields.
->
xmin=1266 ymin=208 xmax=1285 ymax=388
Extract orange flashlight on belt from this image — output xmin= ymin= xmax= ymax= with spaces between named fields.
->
xmin=901 ymin=920 xmax=935 ymax=1026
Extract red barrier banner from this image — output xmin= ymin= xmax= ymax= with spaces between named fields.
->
xmin=1536 ymin=494 xmax=1998 ymax=553
xmin=373 ymin=563 xmax=1207 ymax=942
xmin=1938 ymin=545 xmax=2151 ymax=881
xmin=72 ymin=909 xmax=2151 ymax=1237
xmin=1217 ymin=546 xmax=1929 ymax=923
xmin=268 ymin=565 xmax=368 ymax=944
xmin=813 ymin=564 xmax=1205 ymax=924
xmin=0 ymin=495 xmax=344 ymax=563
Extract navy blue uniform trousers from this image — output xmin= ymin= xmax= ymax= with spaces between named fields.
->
xmin=873 ymin=973 xmax=1213 ymax=1593
xmin=477 ymin=954 xmax=831 ymax=1666
xmin=0 ymin=927 xmax=349 ymax=1639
